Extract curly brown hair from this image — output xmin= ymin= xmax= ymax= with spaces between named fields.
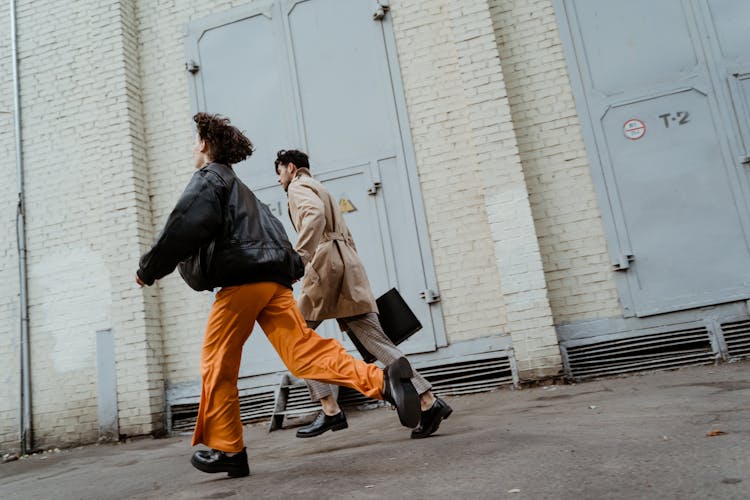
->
xmin=193 ymin=112 xmax=254 ymax=166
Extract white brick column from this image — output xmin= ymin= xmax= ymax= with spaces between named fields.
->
xmin=112 ymin=0 xmax=166 ymax=436
xmin=447 ymin=0 xmax=562 ymax=378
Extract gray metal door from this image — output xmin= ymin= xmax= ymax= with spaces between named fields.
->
xmin=703 ymin=0 xmax=750 ymax=203
xmin=185 ymin=0 xmax=444 ymax=377
xmin=556 ymin=0 xmax=750 ymax=317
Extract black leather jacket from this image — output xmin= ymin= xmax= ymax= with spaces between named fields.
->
xmin=137 ymin=162 xmax=303 ymax=291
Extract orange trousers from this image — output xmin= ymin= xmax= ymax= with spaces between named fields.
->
xmin=191 ymin=282 xmax=385 ymax=453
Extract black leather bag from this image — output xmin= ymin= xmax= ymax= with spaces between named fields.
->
xmin=346 ymin=288 xmax=422 ymax=363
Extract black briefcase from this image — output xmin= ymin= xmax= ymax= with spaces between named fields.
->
xmin=346 ymin=288 xmax=422 ymax=363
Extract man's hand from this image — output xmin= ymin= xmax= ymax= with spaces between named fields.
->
xmin=135 ymin=274 xmax=146 ymax=287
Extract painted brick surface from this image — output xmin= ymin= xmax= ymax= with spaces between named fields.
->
xmin=0 ymin=0 xmax=21 ymax=453
xmin=389 ymin=0 xmax=508 ymax=343
xmin=382 ymin=0 xmax=562 ymax=377
xmin=435 ymin=0 xmax=560 ymax=377
xmin=488 ymin=0 xmax=621 ymax=324
xmin=0 ymin=0 xmax=165 ymax=452
xmin=0 ymin=0 xmax=596 ymax=450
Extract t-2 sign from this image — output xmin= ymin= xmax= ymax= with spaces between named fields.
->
xmin=659 ymin=111 xmax=690 ymax=128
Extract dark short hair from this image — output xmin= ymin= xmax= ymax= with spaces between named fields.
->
xmin=194 ymin=112 xmax=254 ymax=166
xmin=274 ymin=149 xmax=309 ymax=174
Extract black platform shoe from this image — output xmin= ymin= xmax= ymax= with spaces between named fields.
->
xmin=190 ymin=447 xmax=250 ymax=477
xmin=382 ymin=357 xmax=420 ymax=428
xmin=411 ymin=397 xmax=453 ymax=439
xmin=296 ymin=410 xmax=348 ymax=438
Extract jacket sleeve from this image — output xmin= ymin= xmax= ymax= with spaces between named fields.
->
xmin=288 ymin=182 xmax=325 ymax=266
xmin=137 ymin=171 xmax=223 ymax=285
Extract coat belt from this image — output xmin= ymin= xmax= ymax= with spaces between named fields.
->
xmin=321 ymin=232 xmax=351 ymax=243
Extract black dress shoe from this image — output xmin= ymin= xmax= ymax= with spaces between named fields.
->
xmin=296 ymin=410 xmax=348 ymax=438
xmin=382 ymin=357 xmax=420 ymax=428
xmin=411 ymin=397 xmax=453 ymax=439
xmin=190 ymin=447 xmax=250 ymax=477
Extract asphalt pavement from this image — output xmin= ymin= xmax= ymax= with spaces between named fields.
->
xmin=1 ymin=361 xmax=748 ymax=499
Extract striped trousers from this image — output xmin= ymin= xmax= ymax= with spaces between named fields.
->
xmin=305 ymin=312 xmax=432 ymax=401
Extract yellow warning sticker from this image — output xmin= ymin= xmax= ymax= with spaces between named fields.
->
xmin=339 ymin=197 xmax=357 ymax=213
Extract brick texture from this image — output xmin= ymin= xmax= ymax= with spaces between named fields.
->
xmin=488 ymin=0 xmax=621 ymax=324
xmin=0 ymin=0 xmax=21 ymax=454
xmin=0 ymin=0 xmax=165 ymax=452
xmin=389 ymin=0 xmax=508 ymax=343
xmin=0 ymin=0 xmax=617 ymax=450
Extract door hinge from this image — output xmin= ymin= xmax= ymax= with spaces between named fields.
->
xmin=185 ymin=60 xmax=199 ymax=74
xmin=612 ymin=254 xmax=634 ymax=272
xmin=367 ymin=181 xmax=382 ymax=195
xmin=373 ymin=1 xmax=390 ymax=21
xmin=419 ymin=289 xmax=440 ymax=304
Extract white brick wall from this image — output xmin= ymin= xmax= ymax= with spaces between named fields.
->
xmin=0 ymin=0 xmax=165 ymax=452
xmin=0 ymin=1 xmax=21 ymax=454
xmin=435 ymin=0 xmax=561 ymax=377
xmin=0 ymin=0 xmax=614 ymax=450
xmin=488 ymin=0 xmax=621 ymax=324
xmin=387 ymin=0 xmax=563 ymax=377
xmin=389 ymin=0 xmax=508 ymax=343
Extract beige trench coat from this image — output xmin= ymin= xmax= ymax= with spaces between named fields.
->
xmin=287 ymin=169 xmax=378 ymax=321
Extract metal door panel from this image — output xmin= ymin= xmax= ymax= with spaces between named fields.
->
xmin=706 ymin=0 xmax=750 ymax=67
xmin=602 ymin=88 xmax=750 ymax=315
xmin=729 ymin=74 xmax=750 ymax=153
xmin=187 ymin=5 xmax=298 ymax=184
xmin=706 ymin=0 xmax=750 ymax=158
xmin=573 ymin=0 xmax=698 ymax=96
xmin=699 ymin=0 xmax=750 ymax=259
xmin=556 ymin=0 xmax=750 ymax=317
xmin=285 ymin=0 xmax=398 ymax=165
xmin=375 ymin=156 xmax=438 ymax=354
xmin=185 ymin=0 xmax=444 ymax=378
xmin=281 ymin=0 xmax=441 ymax=354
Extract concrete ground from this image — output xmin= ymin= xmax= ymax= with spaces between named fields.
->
xmin=1 ymin=361 xmax=749 ymax=500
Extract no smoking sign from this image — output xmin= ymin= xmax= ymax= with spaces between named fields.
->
xmin=623 ymin=119 xmax=646 ymax=140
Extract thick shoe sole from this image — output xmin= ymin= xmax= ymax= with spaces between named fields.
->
xmin=190 ymin=455 xmax=250 ymax=478
xmin=411 ymin=404 xmax=453 ymax=439
xmin=388 ymin=357 xmax=420 ymax=428
xmin=296 ymin=421 xmax=349 ymax=438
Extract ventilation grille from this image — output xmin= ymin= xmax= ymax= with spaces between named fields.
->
xmin=566 ymin=327 xmax=714 ymax=380
xmin=171 ymin=390 xmax=276 ymax=433
xmin=418 ymin=356 xmax=514 ymax=395
xmin=170 ymin=404 xmax=199 ymax=433
xmin=335 ymin=355 xmax=516 ymax=408
xmin=170 ymin=353 xmax=514 ymax=432
xmin=721 ymin=320 xmax=750 ymax=359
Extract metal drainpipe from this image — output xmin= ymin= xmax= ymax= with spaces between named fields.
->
xmin=9 ymin=0 xmax=32 ymax=455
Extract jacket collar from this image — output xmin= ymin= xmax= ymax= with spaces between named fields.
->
xmin=294 ymin=167 xmax=312 ymax=180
